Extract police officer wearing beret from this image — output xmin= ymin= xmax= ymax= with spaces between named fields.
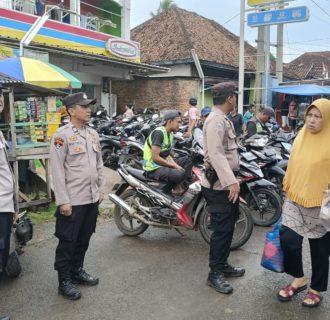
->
xmin=50 ymin=92 xmax=106 ymax=300
xmin=201 ymin=82 xmax=245 ymax=294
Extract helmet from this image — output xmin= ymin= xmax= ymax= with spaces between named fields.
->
xmin=15 ymin=217 xmax=33 ymax=246
xmin=201 ymin=106 xmax=212 ymax=117
xmin=189 ymin=96 xmax=198 ymax=106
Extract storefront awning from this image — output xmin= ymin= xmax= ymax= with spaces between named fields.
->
xmin=270 ymin=84 xmax=330 ymax=96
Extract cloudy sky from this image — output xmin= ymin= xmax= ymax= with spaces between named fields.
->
xmin=130 ymin=0 xmax=330 ymax=63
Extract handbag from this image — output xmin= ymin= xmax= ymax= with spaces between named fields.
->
xmin=320 ymin=183 xmax=330 ymax=231
xmin=261 ymin=219 xmax=284 ymax=273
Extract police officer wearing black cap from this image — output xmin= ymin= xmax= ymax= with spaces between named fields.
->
xmin=50 ymin=92 xmax=106 ymax=300
xmin=143 ymin=110 xmax=192 ymax=197
xmin=201 ymin=82 xmax=245 ymax=294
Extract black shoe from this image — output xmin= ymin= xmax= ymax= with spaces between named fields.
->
xmin=219 ymin=263 xmax=245 ymax=278
xmin=206 ymin=272 xmax=233 ymax=294
xmin=0 ymin=315 xmax=11 ymax=320
xmin=72 ymin=268 xmax=99 ymax=286
xmin=58 ymin=279 xmax=81 ymax=300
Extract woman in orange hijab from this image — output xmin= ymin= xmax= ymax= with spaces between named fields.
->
xmin=277 ymin=98 xmax=330 ymax=307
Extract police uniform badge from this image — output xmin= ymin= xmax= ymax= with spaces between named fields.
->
xmin=54 ymin=137 xmax=64 ymax=149
xmin=69 ymin=135 xmax=77 ymax=142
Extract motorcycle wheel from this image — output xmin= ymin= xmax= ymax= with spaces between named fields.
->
xmin=198 ymin=201 xmax=253 ymax=250
xmin=114 ymin=189 xmax=149 ymax=236
xmin=246 ymin=188 xmax=282 ymax=227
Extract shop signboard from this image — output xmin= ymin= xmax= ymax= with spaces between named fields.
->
xmin=248 ymin=0 xmax=279 ymax=6
xmin=247 ymin=6 xmax=309 ymax=27
xmin=106 ymin=39 xmax=140 ymax=60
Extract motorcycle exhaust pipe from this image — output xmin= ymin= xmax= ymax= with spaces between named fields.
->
xmin=108 ymin=193 xmax=135 ymax=215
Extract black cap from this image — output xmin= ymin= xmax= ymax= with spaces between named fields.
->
xmin=163 ymin=110 xmax=181 ymax=121
xmin=212 ymin=82 xmax=238 ymax=99
xmin=261 ymin=106 xmax=275 ymax=118
xmin=62 ymin=92 xmax=96 ymax=108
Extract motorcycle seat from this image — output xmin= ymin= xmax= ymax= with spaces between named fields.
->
xmin=125 ymin=166 xmax=152 ymax=182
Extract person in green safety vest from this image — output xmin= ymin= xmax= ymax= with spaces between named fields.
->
xmin=143 ymin=110 xmax=193 ymax=195
xmin=246 ymin=106 xmax=275 ymax=138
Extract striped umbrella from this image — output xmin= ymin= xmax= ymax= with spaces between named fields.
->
xmin=0 ymin=57 xmax=82 ymax=89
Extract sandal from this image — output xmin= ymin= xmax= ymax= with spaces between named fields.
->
xmin=277 ymin=284 xmax=307 ymax=302
xmin=302 ymin=291 xmax=323 ymax=308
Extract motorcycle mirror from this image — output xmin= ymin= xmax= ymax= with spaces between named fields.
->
xmin=174 ymin=132 xmax=184 ymax=140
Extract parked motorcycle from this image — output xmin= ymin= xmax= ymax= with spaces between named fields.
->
xmin=5 ymin=211 xmax=33 ymax=278
xmin=109 ymin=164 xmax=253 ymax=250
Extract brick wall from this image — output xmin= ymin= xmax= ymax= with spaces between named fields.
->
xmin=111 ymin=78 xmax=199 ymax=113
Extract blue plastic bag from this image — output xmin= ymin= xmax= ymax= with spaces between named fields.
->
xmin=261 ymin=220 xmax=284 ymax=273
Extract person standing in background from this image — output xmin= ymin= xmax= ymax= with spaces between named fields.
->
xmin=123 ymin=104 xmax=134 ymax=119
xmin=288 ymin=96 xmax=299 ymax=132
xmin=243 ymin=104 xmax=256 ymax=125
xmin=184 ymin=96 xmax=199 ymax=138
xmin=228 ymin=106 xmax=245 ymax=137
xmin=280 ymin=95 xmax=290 ymax=129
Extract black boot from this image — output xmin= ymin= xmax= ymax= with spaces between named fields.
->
xmin=207 ymin=271 xmax=233 ymax=294
xmin=219 ymin=263 xmax=245 ymax=278
xmin=58 ymin=272 xmax=81 ymax=300
xmin=71 ymin=267 xmax=99 ymax=286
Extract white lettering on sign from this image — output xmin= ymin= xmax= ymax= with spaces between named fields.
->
xmin=106 ymin=39 xmax=140 ymax=60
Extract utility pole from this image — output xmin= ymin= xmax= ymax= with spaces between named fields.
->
xmin=255 ymin=26 xmax=265 ymax=110
xmin=238 ymin=0 xmax=245 ymax=114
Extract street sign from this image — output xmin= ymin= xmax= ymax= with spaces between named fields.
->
xmin=248 ymin=0 xmax=279 ymax=6
xmin=247 ymin=6 xmax=309 ymax=27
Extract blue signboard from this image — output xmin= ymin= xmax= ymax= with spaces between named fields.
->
xmin=247 ymin=6 xmax=309 ymax=27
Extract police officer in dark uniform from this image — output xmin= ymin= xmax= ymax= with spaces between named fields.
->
xmin=246 ymin=106 xmax=275 ymax=137
xmin=50 ymin=92 xmax=106 ymax=300
xmin=201 ymin=82 xmax=245 ymax=294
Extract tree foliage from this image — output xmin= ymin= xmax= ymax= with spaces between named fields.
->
xmin=150 ymin=0 xmax=176 ymax=17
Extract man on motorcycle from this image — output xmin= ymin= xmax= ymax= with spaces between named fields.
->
xmin=143 ymin=110 xmax=192 ymax=195
xmin=246 ymin=106 xmax=275 ymax=138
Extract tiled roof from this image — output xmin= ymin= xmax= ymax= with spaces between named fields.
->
xmin=286 ymin=51 xmax=330 ymax=80
xmin=131 ymin=7 xmax=258 ymax=71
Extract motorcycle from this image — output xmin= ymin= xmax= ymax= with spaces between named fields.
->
xmin=108 ymin=164 xmax=253 ymax=250
xmin=5 ymin=211 xmax=33 ymax=278
xmin=238 ymin=159 xmax=282 ymax=226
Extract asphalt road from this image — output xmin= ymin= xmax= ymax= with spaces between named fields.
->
xmin=1 ymin=220 xmax=330 ymax=320
xmin=1 ymin=168 xmax=330 ymax=319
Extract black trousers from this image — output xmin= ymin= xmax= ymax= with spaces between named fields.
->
xmin=147 ymin=155 xmax=193 ymax=187
xmin=0 ymin=212 xmax=13 ymax=279
xmin=54 ymin=203 xmax=98 ymax=274
xmin=202 ymin=187 xmax=239 ymax=272
xmin=280 ymin=226 xmax=330 ymax=292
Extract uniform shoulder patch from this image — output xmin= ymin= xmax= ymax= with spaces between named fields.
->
xmin=54 ymin=137 xmax=65 ymax=149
